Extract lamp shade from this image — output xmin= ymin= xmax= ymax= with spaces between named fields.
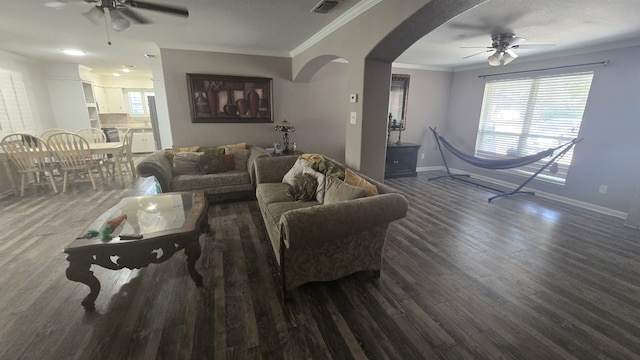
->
xmin=274 ymin=119 xmax=295 ymax=132
xmin=83 ymin=7 xmax=105 ymax=25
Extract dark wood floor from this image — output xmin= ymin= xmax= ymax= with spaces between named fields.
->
xmin=1 ymin=168 xmax=639 ymax=359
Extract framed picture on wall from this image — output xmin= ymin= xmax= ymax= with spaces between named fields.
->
xmin=186 ymin=73 xmax=273 ymax=123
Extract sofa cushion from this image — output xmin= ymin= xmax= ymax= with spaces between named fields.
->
xmin=286 ymin=173 xmax=318 ymax=201
xmin=171 ymin=170 xmax=250 ymax=191
xmin=266 ymin=201 xmax=320 ymax=225
xmin=173 ymin=152 xmax=204 ymax=175
xmin=324 ymin=175 xmax=366 ymax=204
xmin=345 ymin=168 xmax=379 ymax=197
xmin=257 ymin=183 xmax=292 ymax=204
xmin=225 ymin=147 xmax=250 ymax=171
xmin=198 ymin=148 xmax=227 ymax=174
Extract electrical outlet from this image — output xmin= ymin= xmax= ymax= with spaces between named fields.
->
xmin=421 ymin=153 xmax=425 ymax=159
xmin=599 ymin=185 xmax=608 ymax=194
xmin=349 ymin=112 xmax=357 ymax=125
xmin=349 ymin=93 xmax=358 ymax=103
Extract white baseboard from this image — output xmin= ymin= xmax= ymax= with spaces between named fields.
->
xmin=418 ymin=167 xmax=628 ymax=219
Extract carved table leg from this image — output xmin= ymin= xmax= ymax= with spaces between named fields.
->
xmin=185 ymin=237 xmax=203 ymax=286
xmin=66 ymin=254 xmax=101 ymax=311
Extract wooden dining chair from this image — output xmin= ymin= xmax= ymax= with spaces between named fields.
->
xmin=40 ymin=128 xmax=69 ymax=142
xmin=75 ymin=128 xmax=106 ymax=144
xmin=1 ymin=133 xmax=58 ymax=196
xmin=107 ymin=128 xmax=137 ymax=180
xmin=47 ymin=132 xmax=106 ymax=192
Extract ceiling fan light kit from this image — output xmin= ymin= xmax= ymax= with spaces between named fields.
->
xmin=109 ymin=9 xmax=131 ymax=31
xmin=463 ymin=33 xmax=555 ymax=67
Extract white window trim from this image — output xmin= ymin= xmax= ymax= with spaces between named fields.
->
xmin=124 ymin=88 xmax=154 ymax=117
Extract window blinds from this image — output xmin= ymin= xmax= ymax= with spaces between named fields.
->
xmin=0 ymin=70 xmax=34 ymax=137
xmin=475 ymin=71 xmax=593 ymax=183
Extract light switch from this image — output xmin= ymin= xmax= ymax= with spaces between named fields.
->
xmin=349 ymin=93 xmax=358 ymax=103
xmin=350 ymin=112 xmax=357 ymax=125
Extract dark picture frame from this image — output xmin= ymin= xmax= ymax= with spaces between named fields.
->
xmin=186 ymin=74 xmax=273 ymax=123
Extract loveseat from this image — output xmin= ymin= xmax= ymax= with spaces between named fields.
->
xmin=136 ymin=145 xmax=270 ymax=202
xmin=254 ymin=155 xmax=408 ymax=297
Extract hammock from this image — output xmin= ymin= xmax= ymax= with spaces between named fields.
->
xmin=428 ymin=127 xmax=582 ymax=201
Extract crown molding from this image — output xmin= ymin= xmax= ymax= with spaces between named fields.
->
xmin=290 ymin=0 xmax=382 ymax=57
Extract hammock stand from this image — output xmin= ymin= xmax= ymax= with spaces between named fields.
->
xmin=428 ymin=127 xmax=582 ymax=202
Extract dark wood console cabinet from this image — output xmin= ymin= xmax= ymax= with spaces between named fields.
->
xmin=385 ymin=143 xmax=421 ymax=178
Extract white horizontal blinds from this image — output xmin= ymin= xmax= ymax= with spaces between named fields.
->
xmin=0 ymin=70 xmax=34 ymax=138
xmin=475 ymin=71 xmax=593 ymax=183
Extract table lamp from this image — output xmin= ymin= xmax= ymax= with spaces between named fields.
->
xmin=274 ymin=119 xmax=295 ymax=152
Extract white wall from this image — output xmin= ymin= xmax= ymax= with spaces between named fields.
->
xmin=445 ymin=45 xmax=640 ymax=213
xmin=0 ymin=50 xmax=56 ymax=134
xmin=159 ymin=49 xmax=349 ymax=162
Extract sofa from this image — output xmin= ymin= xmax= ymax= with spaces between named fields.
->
xmin=254 ymin=155 xmax=409 ymax=298
xmin=136 ymin=145 xmax=270 ymax=202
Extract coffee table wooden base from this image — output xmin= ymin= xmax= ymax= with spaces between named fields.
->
xmin=64 ymin=191 xmax=209 ymax=311
xmin=65 ymin=233 xmax=206 ymax=311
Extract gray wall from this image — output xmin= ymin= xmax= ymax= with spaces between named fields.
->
xmin=390 ymin=67 xmax=453 ymax=168
xmin=444 ymin=45 xmax=640 ymax=213
xmin=160 ymin=49 xmax=349 ymax=162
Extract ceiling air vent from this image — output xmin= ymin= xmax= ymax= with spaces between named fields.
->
xmin=311 ymin=0 xmax=340 ymax=14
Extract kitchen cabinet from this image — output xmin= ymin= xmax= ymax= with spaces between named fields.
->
xmin=131 ymin=129 xmax=156 ymax=153
xmin=385 ymin=143 xmax=421 ymax=178
xmin=96 ymin=86 xmax=126 ymax=113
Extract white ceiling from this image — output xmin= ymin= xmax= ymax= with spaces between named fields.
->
xmin=1 ymin=0 xmax=640 ymax=78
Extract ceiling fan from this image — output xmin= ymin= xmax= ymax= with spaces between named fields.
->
xmin=462 ymin=33 xmax=555 ymax=66
xmin=49 ymin=0 xmax=189 ymax=32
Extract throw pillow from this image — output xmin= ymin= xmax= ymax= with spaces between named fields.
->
xmin=286 ymin=173 xmax=318 ymax=201
xmin=222 ymin=153 xmax=235 ymax=170
xmin=221 ymin=142 xmax=246 ymax=149
xmin=303 ymin=166 xmax=326 ymax=203
xmin=311 ymin=157 xmax=345 ymax=180
xmin=301 ymin=153 xmax=323 ymax=161
xmin=165 ymin=146 xmax=200 ymax=160
xmin=344 ymin=168 xmax=379 ymax=197
xmin=324 ymin=175 xmax=366 ymax=204
xmin=198 ymin=150 xmax=227 ymax=174
xmin=173 ymin=152 xmax=204 ymax=175
xmin=282 ymin=157 xmax=311 ymax=185
xmin=224 ymin=147 xmax=250 ymax=171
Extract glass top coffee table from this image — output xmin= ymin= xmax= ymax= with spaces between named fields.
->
xmin=64 ymin=191 xmax=209 ymax=310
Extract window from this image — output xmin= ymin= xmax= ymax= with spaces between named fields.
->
xmin=0 ymin=70 xmax=34 ymax=138
xmin=125 ymin=89 xmax=154 ymax=116
xmin=475 ymin=71 xmax=594 ymax=184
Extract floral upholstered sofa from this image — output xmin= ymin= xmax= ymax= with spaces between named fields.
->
xmin=136 ymin=143 xmax=270 ymax=202
xmin=254 ymin=154 xmax=409 ymax=297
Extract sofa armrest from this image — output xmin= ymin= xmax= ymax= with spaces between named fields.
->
xmin=279 ymin=193 xmax=408 ymax=250
xmin=135 ymin=150 xmax=173 ymax=193
xmin=255 ymin=156 xmax=299 ymax=184
xmin=247 ymin=145 xmax=271 ymax=186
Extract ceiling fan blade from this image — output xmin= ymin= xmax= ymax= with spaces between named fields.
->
xmin=515 ymin=44 xmax=556 ymax=49
xmin=505 ymin=36 xmax=526 ymax=46
xmin=120 ymin=7 xmax=152 ymax=24
xmin=83 ymin=6 xmax=105 ymax=25
xmin=127 ymin=0 xmax=189 ymax=17
xmin=459 ymin=46 xmax=493 ymax=49
xmin=463 ymin=50 xmax=493 ymax=59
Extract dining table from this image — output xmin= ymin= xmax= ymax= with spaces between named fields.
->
xmin=88 ymin=142 xmax=126 ymax=188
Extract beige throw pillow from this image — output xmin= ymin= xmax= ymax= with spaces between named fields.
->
xmin=344 ymin=168 xmax=379 ymax=197
xmin=324 ymin=175 xmax=366 ymax=204
xmin=224 ymin=147 xmax=250 ymax=171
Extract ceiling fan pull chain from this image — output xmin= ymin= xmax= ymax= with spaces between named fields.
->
xmin=104 ymin=11 xmax=112 ymax=45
